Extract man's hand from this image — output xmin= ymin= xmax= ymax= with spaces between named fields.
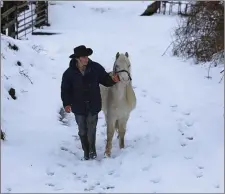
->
xmin=64 ymin=105 xmax=71 ymax=113
xmin=112 ymin=74 xmax=120 ymax=82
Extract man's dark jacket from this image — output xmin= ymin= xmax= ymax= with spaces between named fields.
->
xmin=61 ymin=58 xmax=116 ymax=115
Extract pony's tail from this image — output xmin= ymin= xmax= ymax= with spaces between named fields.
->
xmin=126 ymin=83 xmax=137 ymax=111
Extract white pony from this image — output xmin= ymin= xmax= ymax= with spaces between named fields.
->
xmin=100 ymin=52 xmax=137 ymax=157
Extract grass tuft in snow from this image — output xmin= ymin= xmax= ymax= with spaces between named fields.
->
xmin=8 ymin=42 xmax=19 ymax=51
xmin=8 ymin=88 xmax=17 ymax=100
xmin=19 ymin=69 xmax=33 ymax=84
xmin=1 ymin=129 xmax=6 ymax=141
xmin=16 ymin=61 xmax=22 ymax=66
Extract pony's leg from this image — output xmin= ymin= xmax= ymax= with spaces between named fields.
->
xmin=105 ymin=119 xmax=115 ymax=157
xmin=118 ymin=117 xmax=128 ymax=149
xmin=115 ymin=120 xmax=119 ymax=139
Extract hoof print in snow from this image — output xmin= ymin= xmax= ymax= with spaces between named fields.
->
xmin=57 ymin=163 xmax=66 ymax=168
xmin=178 ymin=128 xmax=184 ymax=134
xmin=82 ymin=179 xmax=87 ymax=183
xmin=198 ymin=166 xmax=204 ymax=169
xmin=196 ymin=173 xmax=203 ymax=178
xmin=95 ymin=181 xmax=100 ymax=186
xmin=108 ymin=170 xmax=115 ymax=175
xmin=84 ymin=185 xmax=95 ymax=191
xmin=182 ymin=111 xmax=191 ymax=116
xmin=185 ymin=121 xmax=194 ymax=127
xmin=72 ymin=135 xmax=80 ymax=141
xmin=46 ymin=183 xmax=55 ymax=187
xmin=214 ymin=184 xmax=220 ymax=189
xmin=170 ymin=104 xmax=178 ymax=112
xmin=72 ymin=172 xmax=77 ymax=175
xmin=8 ymin=88 xmax=16 ymax=100
xmin=184 ymin=156 xmax=193 ymax=160
xmin=69 ymin=150 xmax=76 ymax=155
xmin=83 ymin=174 xmax=88 ymax=178
xmin=142 ymin=165 xmax=151 ymax=171
xmin=150 ymin=178 xmax=161 ymax=184
xmin=60 ymin=146 xmax=69 ymax=151
xmin=151 ymin=97 xmax=161 ymax=104
xmin=180 ymin=143 xmax=187 ymax=147
xmin=47 ymin=171 xmax=55 ymax=176
xmin=103 ymin=185 xmax=115 ymax=190
xmin=186 ymin=136 xmax=194 ymax=140
xmin=6 ymin=187 xmax=12 ymax=192
xmin=152 ymin=154 xmax=160 ymax=158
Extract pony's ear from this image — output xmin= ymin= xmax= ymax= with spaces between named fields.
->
xmin=125 ymin=52 xmax=129 ymax=58
xmin=116 ymin=52 xmax=120 ymax=59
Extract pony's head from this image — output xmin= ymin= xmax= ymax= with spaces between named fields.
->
xmin=113 ymin=52 xmax=132 ymax=84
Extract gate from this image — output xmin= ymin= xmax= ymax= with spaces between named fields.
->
xmin=1 ymin=1 xmax=49 ymax=39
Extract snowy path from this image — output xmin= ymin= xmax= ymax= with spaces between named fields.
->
xmin=1 ymin=1 xmax=223 ymax=193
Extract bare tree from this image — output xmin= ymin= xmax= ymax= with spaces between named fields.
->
xmin=172 ymin=1 xmax=224 ymax=65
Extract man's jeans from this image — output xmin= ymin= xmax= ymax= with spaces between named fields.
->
xmin=75 ymin=113 xmax=98 ymax=159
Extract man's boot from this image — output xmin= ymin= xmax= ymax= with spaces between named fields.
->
xmin=79 ymin=135 xmax=89 ymax=160
xmin=89 ymin=134 xmax=97 ymax=159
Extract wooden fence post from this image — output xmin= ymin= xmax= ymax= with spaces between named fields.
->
xmin=7 ymin=1 xmax=16 ymax=38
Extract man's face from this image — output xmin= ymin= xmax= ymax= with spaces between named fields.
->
xmin=78 ymin=56 xmax=89 ymax=66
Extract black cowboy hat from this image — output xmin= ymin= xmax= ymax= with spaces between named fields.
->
xmin=69 ymin=45 xmax=93 ymax=58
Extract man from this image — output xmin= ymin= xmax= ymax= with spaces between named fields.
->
xmin=61 ymin=45 xmax=119 ymax=160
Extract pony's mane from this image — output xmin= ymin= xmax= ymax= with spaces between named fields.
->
xmin=114 ymin=53 xmax=136 ymax=111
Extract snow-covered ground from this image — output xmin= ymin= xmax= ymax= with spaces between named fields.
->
xmin=1 ymin=1 xmax=224 ymax=193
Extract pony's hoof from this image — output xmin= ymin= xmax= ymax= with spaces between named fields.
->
xmin=104 ymin=151 xmax=111 ymax=158
xmin=119 ymin=146 xmax=125 ymax=149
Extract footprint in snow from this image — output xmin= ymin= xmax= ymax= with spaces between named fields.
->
xmin=84 ymin=185 xmax=95 ymax=191
xmin=152 ymin=153 xmax=160 ymax=158
xmin=194 ymin=166 xmax=204 ymax=178
xmin=150 ymin=177 xmax=161 ymax=184
xmin=182 ymin=111 xmax=191 ymax=116
xmin=214 ymin=184 xmax=220 ymax=189
xmin=184 ymin=120 xmax=194 ymax=127
xmin=72 ymin=172 xmax=88 ymax=183
xmin=46 ymin=171 xmax=55 ymax=176
xmin=142 ymin=165 xmax=151 ymax=171
xmin=102 ymin=185 xmax=115 ymax=190
xmin=170 ymin=104 xmax=178 ymax=112
xmin=180 ymin=139 xmax=188 ymax=147
xmin=142 ymin=90 xmax=147 ymax=97
xmin=196 ymin=172 xmax=203 ymax=178
xmin=6 ymin=188 xmax=12 ymax=193
xmin=198 ymin=166 xmax=204 ymax=170
xmin=186 ymin=136 xmax=194 ymax=141
xmin=108 ymin=170 xmax=115 ymax=175
xmin=151 ymin=97 xmax=161 ymax=104
xmin=60 ymin=146 xmax=69 ymax=152
xmin=184 ymin=156 xmax=193 ymax=160
xmin=46 ymin=183 xmax=55 ymax=187
xmin=72 ymin=135 xmax=80 ymax=141
xmin=57 ymin=163 xmax=66 ymax=168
